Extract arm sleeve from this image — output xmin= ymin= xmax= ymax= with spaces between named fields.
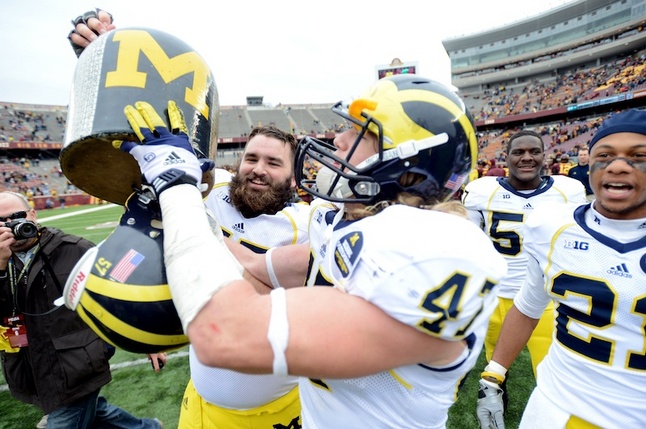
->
xmin=461 ymin=185 xmax=485 ymax=229
xmin=160 ymin=185 xmax=243 ymax=331
xmin=513 ymin=253 xmax=551 ymax=318
xmin=466 ymin=208 xmax=484 ymax=229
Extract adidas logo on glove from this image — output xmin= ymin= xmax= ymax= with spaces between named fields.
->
xmin=163 ymin=151 xmax=186 ymax=166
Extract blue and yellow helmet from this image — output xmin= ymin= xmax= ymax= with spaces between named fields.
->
xmin=296 ymin=75 xmax=477 ymax=205
xmin=62 ymin=194 xmax=188 ymax=354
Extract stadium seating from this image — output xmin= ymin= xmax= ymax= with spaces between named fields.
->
xmin=218 ymin=106 xmax=252 ymax=138
xmin=1 ymin=41 xmax=644 ymax=198
xmin=246 ymin=107 xmax=292 ymax=132
xmin=466 ymin=51 xmax=646 ymax=122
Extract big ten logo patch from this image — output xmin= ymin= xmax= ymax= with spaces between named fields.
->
xmin=563 ymin=239 xmax=589 ymax=250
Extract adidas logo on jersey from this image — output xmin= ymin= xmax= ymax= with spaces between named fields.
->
xmin=638 ymin=221 xmax=646 ymax=230
xmin=232 ymin=222 xmax=245 ymax=233
xmin=163 ymin=151 xmax=186 ymax=166
xmin=523 ymin=203 xmax=533 ymax=210
xmin=607 ymin=263 xmax=632 ymax=278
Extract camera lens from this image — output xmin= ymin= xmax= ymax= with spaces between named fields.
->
xmin=16 ymin=222 xmax=38 ymax=239
xmin=6 ymin=220 xmax=39 ymax=239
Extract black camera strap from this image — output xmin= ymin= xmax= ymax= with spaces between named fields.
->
xmin=9 ymin=244 xmax=63 ymax=317
xmin=8 ymin=243 xmax=39 ymax=315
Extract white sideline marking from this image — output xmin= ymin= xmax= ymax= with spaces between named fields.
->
xmin=110 ymin=350 xmax=189 ymax=370
xmin=38 ymin=204 xmax=119 ymax=223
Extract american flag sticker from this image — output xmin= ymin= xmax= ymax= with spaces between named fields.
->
xmin=109 ymin=249 xmax=145 ymax=283
xmin=445 ymin=173 xmax=463 ymax=190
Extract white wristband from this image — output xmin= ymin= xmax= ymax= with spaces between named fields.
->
xmin=486 ymin=360 xmax=508 ymax=377
xmin=265 ymin=248 xmax=282 ymax=289
xmin=267 ymin=287 xmax=289 ymax=376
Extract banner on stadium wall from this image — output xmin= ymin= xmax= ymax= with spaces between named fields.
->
xmin=566 ymin=92 xmax=633 ymax=112
xmin=0 ymin=142 xmax=63 ymax=150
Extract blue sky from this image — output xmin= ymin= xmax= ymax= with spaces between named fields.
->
xmin=0 ymin=0 xmax=573 ymax=107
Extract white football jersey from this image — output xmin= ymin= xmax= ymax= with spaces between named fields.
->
xmin=300 ymin=204 xmax=508 ymax=429
xmin=205 ymin=169 xmax=311 ymax=251
xmin=515 ymin=204 xmax=646 ymax=428
xmin=462 ymin=175 xmax=586 ymax=298
xmin=190 ymin=168 xmax=311 ymax=409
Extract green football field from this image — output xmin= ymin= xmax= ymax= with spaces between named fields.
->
xmin=0 ymin=204 xmax=534 ymax=428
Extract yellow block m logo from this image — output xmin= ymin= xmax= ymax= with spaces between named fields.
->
xmin=106 ymin=30 xmax=211 ymax=118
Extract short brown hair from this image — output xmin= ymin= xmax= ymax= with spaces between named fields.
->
xmin=247 ymin=126 xmax=298 ymax=159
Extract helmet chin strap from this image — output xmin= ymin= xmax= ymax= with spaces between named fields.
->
xmin=316 ymin=166 xmax=353 ymax=199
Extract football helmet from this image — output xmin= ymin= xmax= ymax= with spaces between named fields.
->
xmin=61 ymin=27 xmax=219 ymax=205
xmin=61 ymin=191 xmax=188 ymax=354
xmin=295 ymin=75 xmax=477 ymax=204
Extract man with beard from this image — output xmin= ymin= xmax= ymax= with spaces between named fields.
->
xmin=223 ymin=126 xmax=299 ymax=219
xmin=206 ymin=125 xmax=309 ymax=247
xmin=183 ymin=124 xmax=311 ymax=428
xmin=461 ymin=130 xmax=586 ymax=429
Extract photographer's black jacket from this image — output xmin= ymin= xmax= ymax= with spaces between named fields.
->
xmin=0 ymin=227 xmax=112 ymax=413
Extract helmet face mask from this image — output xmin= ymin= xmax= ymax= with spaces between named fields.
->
xmin=296 ymin=128 xmax=377 ymax=202
xmin=295 ymin=75 xmax=477 ymax=205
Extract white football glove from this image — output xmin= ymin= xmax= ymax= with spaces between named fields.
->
xmin=476 ymin=378 xmax=505 ymax=429
xmin=114 ymin=100 xmax=202 ymax=195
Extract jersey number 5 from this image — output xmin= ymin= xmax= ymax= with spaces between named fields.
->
xmin=489 ymin=212 xmax=524 ymax=256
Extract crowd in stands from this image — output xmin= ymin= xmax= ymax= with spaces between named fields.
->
xmin=0 ymin=109 xmax=620 ymax=205
xmin=477 ymin=111 xmax=605 ymax=165
xmin=0 ymin=156 xmax=78 ymax=205
xmin=218 ymin=105 xmax=352 ymax=139
xmin=1 ymin=45 xmax=645 ymax=206
xmin=465 ymin=51 xmax=646 ymax=121
xmin=0 ymin=104 xmax=66 ymax=143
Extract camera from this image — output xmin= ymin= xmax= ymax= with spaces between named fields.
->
xmin=4 ymin=220 xmax=38 ymax=240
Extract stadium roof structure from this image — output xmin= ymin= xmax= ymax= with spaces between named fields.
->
xmin=444 ymin=0 xmax=620 ymax=49
xmin=442 ymin=0 xmax=646 ymax=89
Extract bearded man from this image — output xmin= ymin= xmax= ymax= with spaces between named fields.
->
xmin=183 ymin=124 xmax=312 ymax=428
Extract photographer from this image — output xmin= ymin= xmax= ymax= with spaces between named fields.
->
xmin=0 ymin=191 xmax=161 ymax=429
